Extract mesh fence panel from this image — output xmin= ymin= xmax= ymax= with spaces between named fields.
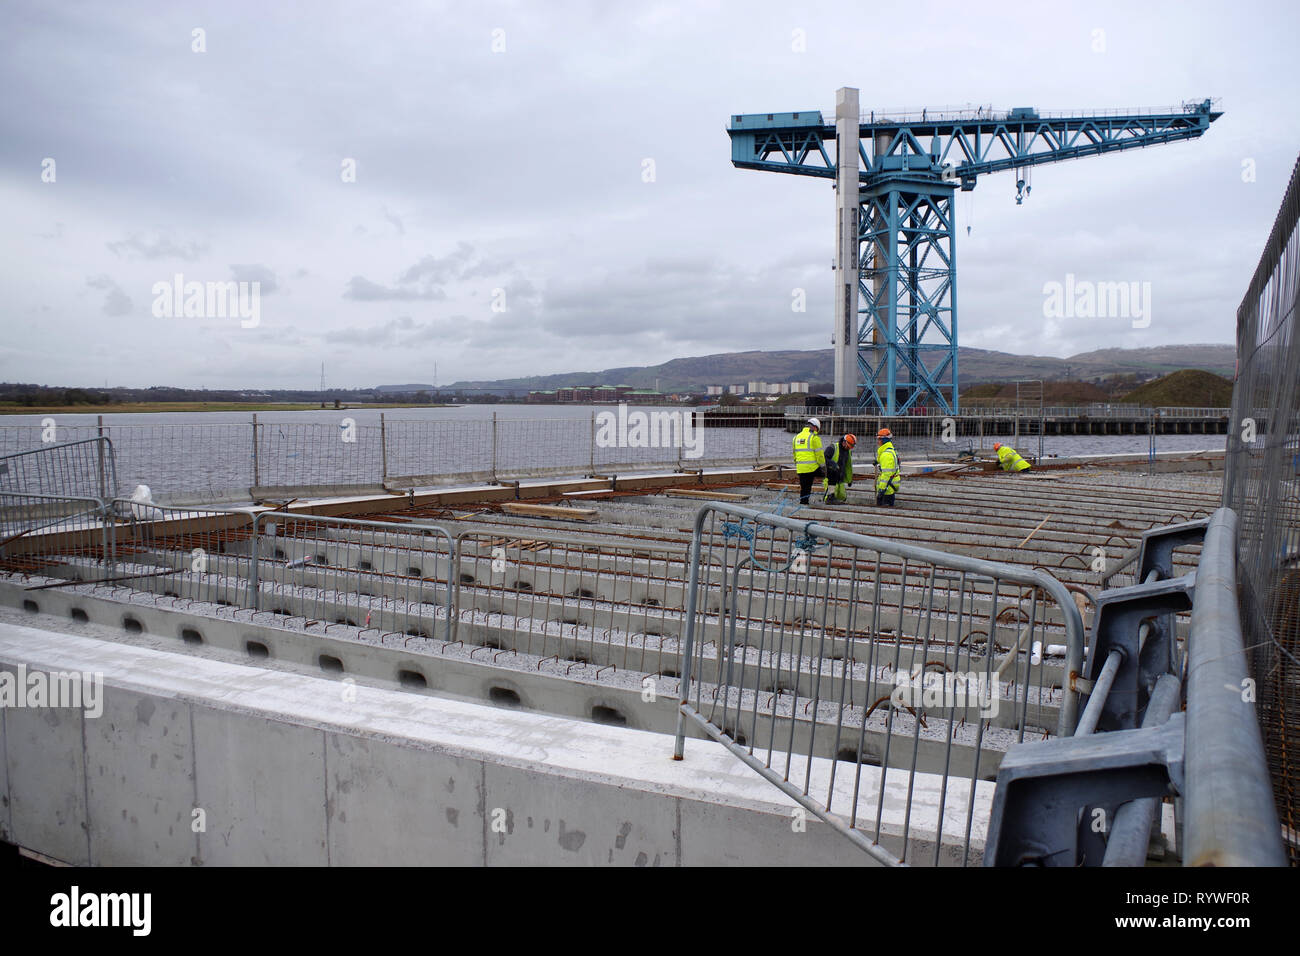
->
xmin=1223 ymin=153 xmax=1300 ymax=864
xmin=0 ymin=438 xmax=115 ymax=501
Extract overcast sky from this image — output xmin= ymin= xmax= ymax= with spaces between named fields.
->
xmin=2 ymin=0 xmax=1297 ymax=389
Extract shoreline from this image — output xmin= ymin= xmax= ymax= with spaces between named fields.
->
xmin=0 ymin=402 xmax=460 ymax=415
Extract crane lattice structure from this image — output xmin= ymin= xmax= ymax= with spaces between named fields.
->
xmin=728 ymin=91 xmax=1222 ymax=413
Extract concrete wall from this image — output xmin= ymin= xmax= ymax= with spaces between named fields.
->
xmin=2 ymin=621 xmax=983 ymax=866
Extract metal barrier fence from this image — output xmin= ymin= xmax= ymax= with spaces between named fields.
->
xmin=782 ymin=404 xmax=1232 ymax=420
xmin=0 ymin=438 xmax=117 ymax=502
xmin=670 ymin=502 xmax=1085 ymax=866
xmin=0 ymin=494 xmax=456 ymax=643
xmin=453 ymin=529 xmax=690 ymax=675
xmin=985 ymin=508 xmax=1287 ymax=867
xmin=0 ymin=406 xmax=1232 ymax=507
xmin=1223 ymin=152 xmax=1300 ymax=864
xmin=106 ymin=498 xmax=257 ymax=608
xmin=248 ymin=512 xmax=455 ymax=642
xmin=0 ymin=491 xmax=683 ymax=670
xmin=0 ymin=412 xmax=795 ymax=504
xmin=0 ymin=491 xmax=113 ymax=584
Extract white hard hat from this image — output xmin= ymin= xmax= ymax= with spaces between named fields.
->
xmin=807 ymin=417 xmax=821 ymax=430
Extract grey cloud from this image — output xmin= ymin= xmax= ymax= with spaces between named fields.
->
xmin=324 ymin=314 xmax=467 ymax=347
xmin=458 ymin=257 xmax=514 ymax=281
xmin=106 ymin=232 xmax=208 ymax=261
xmin=398 ymin=243 xmax=475 ymax=285
xmin=345 ymin=244 xmax=510 ymax=303
xmin=230 ymin=263 xmax=279 ymax=294
xmin=85 ymin=275 xmax=132 ymax=316
xmin=343 ymin=276 xmax=447 ymax=301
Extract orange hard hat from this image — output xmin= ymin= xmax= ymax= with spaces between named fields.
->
xmin=877 ymin=428 xmax=891 ymax=439
xmin=843 ymin=433 xmax=857 ymax=448
xmin=993 ymin=443 xmax=1002 ymax=450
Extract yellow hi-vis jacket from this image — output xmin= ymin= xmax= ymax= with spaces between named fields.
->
xmin=823 ymin=441 xmax=853 ymax=486
xmin=997 ymin=445 xmax=1032 ymax=472
xmin=875 ymin=440 xmax=901 ymax=494
xmin=793 ymin=427 xmax=824 ymax=474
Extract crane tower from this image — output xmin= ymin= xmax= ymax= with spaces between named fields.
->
xmin=728 ymin=90 xmax=1222 ymax=412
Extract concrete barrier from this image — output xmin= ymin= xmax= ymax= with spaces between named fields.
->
xmin=0 ymin=619 xmax=987 ymax=865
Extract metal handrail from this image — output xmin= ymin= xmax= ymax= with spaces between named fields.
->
xmin=1184 ymin=509 xmax=1287 ymax=865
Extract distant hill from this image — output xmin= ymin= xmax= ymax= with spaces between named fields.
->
xmin=1117 ymin=369 xmax=1235 ymax=406
xmin=962 ymin=380 xmax=1113 ymax=404
xmin=379 ymin=343 xmax=1236 ymax=394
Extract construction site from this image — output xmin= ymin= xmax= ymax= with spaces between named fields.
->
xmin=0 ymin=445 xmax=1232 ymax=865
xmin=0 ymin=75 xmax=1295 ymax=870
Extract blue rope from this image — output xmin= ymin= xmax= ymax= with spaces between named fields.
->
xmin=723 ymin=511 xmax=825 ymax=574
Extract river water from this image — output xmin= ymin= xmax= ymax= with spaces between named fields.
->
xmin=0 ymin=405 xmax=1225 ymax=503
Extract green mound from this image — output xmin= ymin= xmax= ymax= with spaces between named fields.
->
xmin=1117 ymin=369 xmax=1234 ymax=406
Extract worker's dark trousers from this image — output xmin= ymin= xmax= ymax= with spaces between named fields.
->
xmin=876 ymin=492 xmax=896 ymax=507
xmin=798 ymin=472 xmax=815 ymax=504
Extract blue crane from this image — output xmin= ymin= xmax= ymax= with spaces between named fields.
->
xmin=728 ymin=91 xmax=1222 ymax=413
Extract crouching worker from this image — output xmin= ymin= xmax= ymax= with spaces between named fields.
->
xmin=993 ymin=442 xmax=1032 ymax=473
xmin=875 ymin=428 xmax=900 ymax=507
xmin=822 ymin=433 xmax=856 ymax=503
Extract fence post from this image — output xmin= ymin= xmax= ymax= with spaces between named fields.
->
xmin=251 ymin=415 xmax=260 ymax=488
xmin=755 ymin=413 xmax=763 ymax=468
xmin=491 ymin=412 xmax=498 ymax=483
xmin=248 ymin=515 xmax=261 ymax=611
xmin=677 ymin=412 xmax=684 ymax=471
xmin=1148 ymin=411 xmax=1156 ymax=475
xmin=96 ymin=415 xmax=107 ymax=500
xmin=380 ymin=413 xmax=388 ymax=481
xmin=102 ymin=498 xmax=115 ymax=580
xmin=589 ymin=410 xmax=596 ymax=474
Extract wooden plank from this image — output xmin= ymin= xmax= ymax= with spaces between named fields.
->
xmin=1016 ymin=515 xmax=1053 ymax=549
xmin=662 ymin=489 xmax=751 ymax=502
xmin=500 ymin=502 xmax=597 ymax=522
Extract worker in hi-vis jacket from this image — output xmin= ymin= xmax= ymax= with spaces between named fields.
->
xmin=792 ymin=417 xmax=825 ymax=504
xmin=875 ymin=428 xmax=900 ymax=507
xmin=993 ymin=442 xmax=1032 ymax=472
xmin=822 ymin=433 xmax=856 ymax=503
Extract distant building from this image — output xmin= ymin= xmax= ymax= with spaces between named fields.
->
xmin=527 ymin=390 xmax=556 ymax=403
xmin=705 ymin=385 xmax=723 ymax=396
xmin=728 ymin=384 xmax=745 ymax=395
